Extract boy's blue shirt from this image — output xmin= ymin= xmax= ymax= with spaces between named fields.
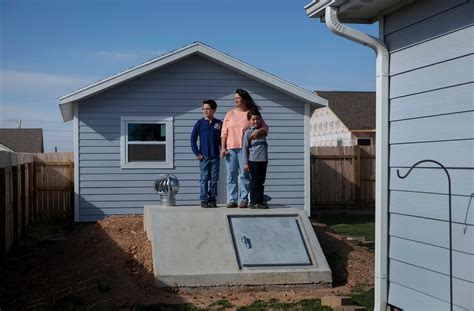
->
xmin=190 ymin=117 xmax=222 ymax=158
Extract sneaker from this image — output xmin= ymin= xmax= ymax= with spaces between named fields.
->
xmin=249 ymin=203 xmax=257 ymax=209
xmin=209 ymin=201 xmax=218 ymax=208
xmin=255 ymin=203 xmax=268 ymax=209
xmin=201 ymin=202 xmax=209 ymax=208
xmin=226 ymin=202 xmax=238 ymax=208
xmin=239 ymin=201 xmax=248 ymax=208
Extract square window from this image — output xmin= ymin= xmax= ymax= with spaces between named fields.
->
xmin=121 ymin=117 xmax=173 ymax=169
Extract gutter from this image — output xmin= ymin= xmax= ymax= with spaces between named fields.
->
xmin=323 ymin=6 xmax=390 ymax=311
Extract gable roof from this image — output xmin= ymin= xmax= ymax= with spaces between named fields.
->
xmin=0 ymin=129 xmax=44 ymax=153
xmin=315 ymin=91 xmax=375 ymax=130
xmin=58 ymin=42 xmax=327 ymax=122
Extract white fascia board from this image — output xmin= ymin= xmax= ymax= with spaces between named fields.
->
xmin=58 ymin=42 xmax=327 ymax=122
xmin=306 ymin=0 xmax=412 ymax=24
xmin=58 ymin=43 xmax=201 ymax=107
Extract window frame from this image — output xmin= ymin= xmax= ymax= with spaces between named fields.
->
xmin=120 ymin=116 xmax=174 ymax=169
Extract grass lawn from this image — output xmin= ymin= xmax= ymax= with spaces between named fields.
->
xmin=318 ymin=214 xmax=375 ymax=241
xmin=134 ymin=291 xmax=375 ymax=310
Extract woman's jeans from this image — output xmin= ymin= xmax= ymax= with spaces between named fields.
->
xmin=199 ymin=157 xmax=219 ymax=203
xmin=226 ymin=148 xmax=250 ymax=203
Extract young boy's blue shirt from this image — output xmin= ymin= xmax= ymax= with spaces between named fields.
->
xmin=190 ymin=118 xmax=222 ymax=158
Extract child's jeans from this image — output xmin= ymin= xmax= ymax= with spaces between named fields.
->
xmin=248 ymin=161 xmax=268 ymax=204
xmin=199 ymin=156 xmax=220 ymax=203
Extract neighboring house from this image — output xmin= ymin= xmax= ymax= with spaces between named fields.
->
xmin=310 ymin=91 xmax=375 ymax=146
xmin=306 ymin=1 xmax=473 ymax=311
xmin=0 ymin=129 xmax=44 ymax=153
xmin=58 ymin=42 xmax=327 ymax=222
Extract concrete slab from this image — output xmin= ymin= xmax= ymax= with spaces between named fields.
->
xmin=144 ymin=205 xmax=332 ymax=287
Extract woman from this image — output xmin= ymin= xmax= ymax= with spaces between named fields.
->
xmin=221 ymin=89 xmax=268 ymax=208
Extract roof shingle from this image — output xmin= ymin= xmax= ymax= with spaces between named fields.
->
xmin=315 ymin=91 xmax=375 ymax=130
xmin=0 ymin=129 xmax=44 ymax=153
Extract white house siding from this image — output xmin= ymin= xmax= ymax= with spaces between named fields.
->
xmin=77 ymin=55 xmax=307 ymax=221
xmin=384 ymin=1 xmax=474 ymax=310
xmin=310 ymin=107 xmax=352 ymax=146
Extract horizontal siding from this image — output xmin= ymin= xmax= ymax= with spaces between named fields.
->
xmin=389 ymin=236 xmax=473 ymax=282
xmin=79 ymin=121 xmax=305 ymax=131
xmin=390 ymin=54 xmax=473 ymax=98
xmin=384 ymin=0 xmax=468 ymax=35
xmin=390 ymin=190 xmax=474 ymax=225
xmin=80 ymin=179 xmax=304 ymax=188
xmin=79 ymin=172 xmax=305 ymax=181
xmin=390 ymin=83 xmax=474 ymax=121
xmin=78 ymin=54 xmax=308 ymax=219
xmin=386 ymin=2 xmax=474 ymax=309
xmin=389 ymin=260 xmax=473 ymax=310
xmin=390 ymin=26 xmax=474 ymax=76
xmin=388 ymin=282 xmax=462 ymax=311
xmin=79 ymin=111 xmax=305 ymax=121
xmin=390 ymin=111 xmax=473 ymax=144
xmin=389 ymin=168 xmax=473 ymax=196
xmin=390 ymin=140 xmax=474 ymax=168
xmin=385 ymin=0 xmax=473 ymax=51
xmin=390 ymin=213 xmax=473 ymax=254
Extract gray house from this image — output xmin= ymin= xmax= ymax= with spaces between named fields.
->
xmin=58 ymin=42 xmax=327 ymax=222
xmin=306 ymin=0 xmax=473 ymax=310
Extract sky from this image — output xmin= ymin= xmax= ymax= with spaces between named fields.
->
xmin=0 ymin=0 xmax=378 ymax=152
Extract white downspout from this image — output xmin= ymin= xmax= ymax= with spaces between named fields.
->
xmin=324 ymin=6 xmax=389 ymax=311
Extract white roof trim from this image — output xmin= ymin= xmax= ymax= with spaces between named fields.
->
xmin=58 ymin=42 xmax=327 ymax=122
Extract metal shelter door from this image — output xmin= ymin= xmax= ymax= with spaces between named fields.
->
xmin=229 ymin=215 xmax=312 ymax=268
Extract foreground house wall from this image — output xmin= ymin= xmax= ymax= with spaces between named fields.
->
xmin=384 ymin=1 xmax=473 ymax=309
xmin=77 ymin=55 xmax=308 ymax=221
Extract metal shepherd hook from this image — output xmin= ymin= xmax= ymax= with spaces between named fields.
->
xmin=397 ymin=159 xmax=453 ymax=311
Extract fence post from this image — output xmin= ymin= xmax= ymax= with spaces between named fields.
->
xmin=11 ymin=166 xmax=19 ymax=248
xmin=354 ymin=146 xmax=361 ymax=203
xmin=32 ymin=161 xmax=37 ymax=221
xmin=68 ymin=162 xmax=74 ymax=222
xmin=20 ymin=164 xmax=26 ymax=238
xmin=0 ymin=168 xmax=6 ymax=264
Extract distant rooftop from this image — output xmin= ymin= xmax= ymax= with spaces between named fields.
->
xmin=315 ymin=91 xmax=375 ymax=130
xmin=0 ymin=128 xmax=44 ymax=153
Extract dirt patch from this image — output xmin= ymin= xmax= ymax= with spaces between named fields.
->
xmin=0 ymin=215 xmax=374 ymax=310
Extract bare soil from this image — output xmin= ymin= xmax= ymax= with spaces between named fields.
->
xmin=0 ymin=215 xmax=374 ymax=310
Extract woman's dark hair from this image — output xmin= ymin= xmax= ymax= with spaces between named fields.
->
xmin=202 ymin=99 xmax=217 ymax=110
xmin=235 ymin=88 xmax=260 ymax=112
xmin=247 ymin=110 xmax=261 ymax=120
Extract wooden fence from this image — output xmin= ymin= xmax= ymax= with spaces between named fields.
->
xmin=310 ymin=146 xmax=375 ymax=209
xmin=0 ymin=152 xmax=74 ymax=262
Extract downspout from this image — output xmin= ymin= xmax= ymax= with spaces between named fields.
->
xmin=324 ymin=6 xmax=389 ymax=311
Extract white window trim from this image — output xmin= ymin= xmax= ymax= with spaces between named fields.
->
xmin=120 ymin=116 xmax=174 ymax=169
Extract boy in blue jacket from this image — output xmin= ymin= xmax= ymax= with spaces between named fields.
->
xmin=190 ymin=100 xmax=222 ymax=208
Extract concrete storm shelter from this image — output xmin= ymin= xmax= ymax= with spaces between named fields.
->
xmin=59 ymin=42 xmax=327 ymax=222
xmin=59 ymin=42 xmax=332 ymax=286
xmin=306 ymin=1 xmax=473 ymax=310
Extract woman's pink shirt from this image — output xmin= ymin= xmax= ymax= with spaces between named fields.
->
xmin=221 ymin=109 xmax=269 ymax=149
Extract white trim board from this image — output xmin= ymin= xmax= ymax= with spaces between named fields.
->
xmin=73 ymin=102 xmax=79 ymax=222
xmin=58 ymin=42 xmax=327 ymax=122
xmin=304 ymin=102 xmax=311 ymax=217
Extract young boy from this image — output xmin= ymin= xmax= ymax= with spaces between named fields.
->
xmin=191 ymin=100 xmax=222 ymax=208
xmin=242 ymin=110 xmax=269 ymax=209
